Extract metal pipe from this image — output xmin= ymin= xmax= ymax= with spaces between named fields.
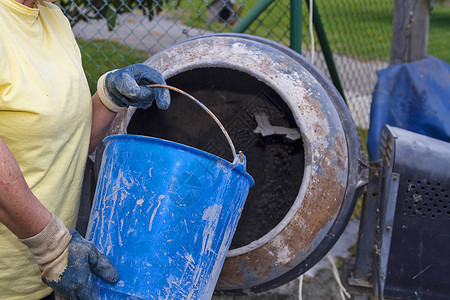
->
xmin=306 ymin=0 xmax=347 ymax=103
xmin=232 ymin=0 xmax=275 ymax=33
xmin=290 ymin=0 xmax=302 ymax=53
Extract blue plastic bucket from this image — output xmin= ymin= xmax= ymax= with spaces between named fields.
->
xmin=86 ymin=132 xmax=254 ymax=299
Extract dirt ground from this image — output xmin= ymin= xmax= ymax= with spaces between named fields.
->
xmin=212 ymin=267 xmax=346 ymax=300
xmin=211 ymin=218 xmax=361 ymax=300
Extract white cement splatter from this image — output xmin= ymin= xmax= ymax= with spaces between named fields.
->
xmin=148 ymin=195 xmax=164 ymax=232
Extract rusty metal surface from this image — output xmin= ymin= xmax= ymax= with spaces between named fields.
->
xmin=128 ymin=35 xmax=351 ymax=292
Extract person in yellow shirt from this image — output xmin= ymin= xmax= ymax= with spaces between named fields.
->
xmin=0 ymin=0 xmax=170 ymax=298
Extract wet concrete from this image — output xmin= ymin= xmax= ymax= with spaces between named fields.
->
xmin=212 ymin=272 xmax=341 ymax=300
xmin=127 ymin=67 xmax=305 ymax=250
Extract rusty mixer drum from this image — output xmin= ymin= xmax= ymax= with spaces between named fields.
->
xmin=117 ymin=34 xmax=367 ymax=294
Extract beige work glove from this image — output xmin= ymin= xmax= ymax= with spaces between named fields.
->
xmin=20 ymin=213 xmax=118 ymax=299
xmin=97 ymin=63 xmax=170 ymax=113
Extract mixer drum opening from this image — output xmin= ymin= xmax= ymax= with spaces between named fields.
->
xmin=127 ymin=67 xmax=305 ymax=250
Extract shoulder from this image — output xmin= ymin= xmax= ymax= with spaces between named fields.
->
xmin=37 ymin=1 xmax=78 ymax=50
xmin=37 ymin=0 xmax=64 ymax=12
xmin=37 ymin=1 xmax=63 ymax=13
xmin=37 ymin=1 xmax=72 ymax=30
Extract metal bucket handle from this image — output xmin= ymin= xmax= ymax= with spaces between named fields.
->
xmin=147 ymin=84 xmax=244 ymax=164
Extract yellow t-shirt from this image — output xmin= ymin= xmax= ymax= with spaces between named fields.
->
xmin=0 ymin=0 xmax=92 ymax=298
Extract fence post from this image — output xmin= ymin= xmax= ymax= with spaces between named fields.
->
xmin=390 ymin=0 xmax=432 ymax=65
xmin=232 ymin=0 xmax=275 ymax=33
xmin=306 ymin=0 xmax=346 ymax=103
xmin=290 ymin=0 xmax=302 ymax=54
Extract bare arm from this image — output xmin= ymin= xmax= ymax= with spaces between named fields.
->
xmin=89 ymin=92 xmax=118 ymax=153
xmin=0 ymin=138 xmax=118 ymax=295
xmin=0 ymin=138 xmax=51 ymax=239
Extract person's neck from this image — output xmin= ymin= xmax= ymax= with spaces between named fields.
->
xmin=14 ymin=0 xmax=36 ymax=8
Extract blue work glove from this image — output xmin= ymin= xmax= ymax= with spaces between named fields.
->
xmin=97 ymin=63 xmax=170 ymax=112
xmin=20 ymin=214 xmax=118 ymax=299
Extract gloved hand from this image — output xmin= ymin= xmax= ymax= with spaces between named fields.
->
xmin=97 ymin=63 xmax=170 ymax=112
xmin=20 ymin=214 xmax=118 ymax=299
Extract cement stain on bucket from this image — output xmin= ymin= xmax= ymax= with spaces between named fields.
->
xmin=86 ymin=86 xmax=254 ymax=300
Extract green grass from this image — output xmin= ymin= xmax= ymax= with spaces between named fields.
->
xmin=428 ymin=5 xmax=450 ymax=63
xmin=357 ymin=127 xmax=369 ymax=157
xmin=77 ymin=39 xmax=151 ymax=92
xmin=77 ymin=1 xmax=449 ymax=91
xmin=174 ymin=0 xmax=450 ymax=63
xmin=76 ymin=0 xmax=449 ymax=89
xmin=352 ymin=127 xmax=369 ymax=219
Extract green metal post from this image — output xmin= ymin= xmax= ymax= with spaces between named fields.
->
xmin=306 ymin=0 xmax=347 ymax=103
xmin=232 ymin=0 xmax=275 ymax=33
xmin=290 ymin=0 xmax=302 ymax=54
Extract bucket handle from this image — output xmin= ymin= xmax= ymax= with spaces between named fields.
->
xmin=147 ymin=84 xmax=244 ymax=164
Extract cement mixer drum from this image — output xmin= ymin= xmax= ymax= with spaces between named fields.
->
xmin=122 ymin=34 xmax=367 ymax=294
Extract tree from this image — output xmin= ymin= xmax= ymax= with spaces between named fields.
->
xmin=58 ymin=0 xmax=172 ymax=31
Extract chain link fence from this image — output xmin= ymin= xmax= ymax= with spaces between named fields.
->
xmin=61 ymin=0 xmax=450 ymax=130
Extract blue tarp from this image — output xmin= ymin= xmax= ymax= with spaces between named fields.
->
xmin=367 ymin=56 xmax=450 ymax=161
